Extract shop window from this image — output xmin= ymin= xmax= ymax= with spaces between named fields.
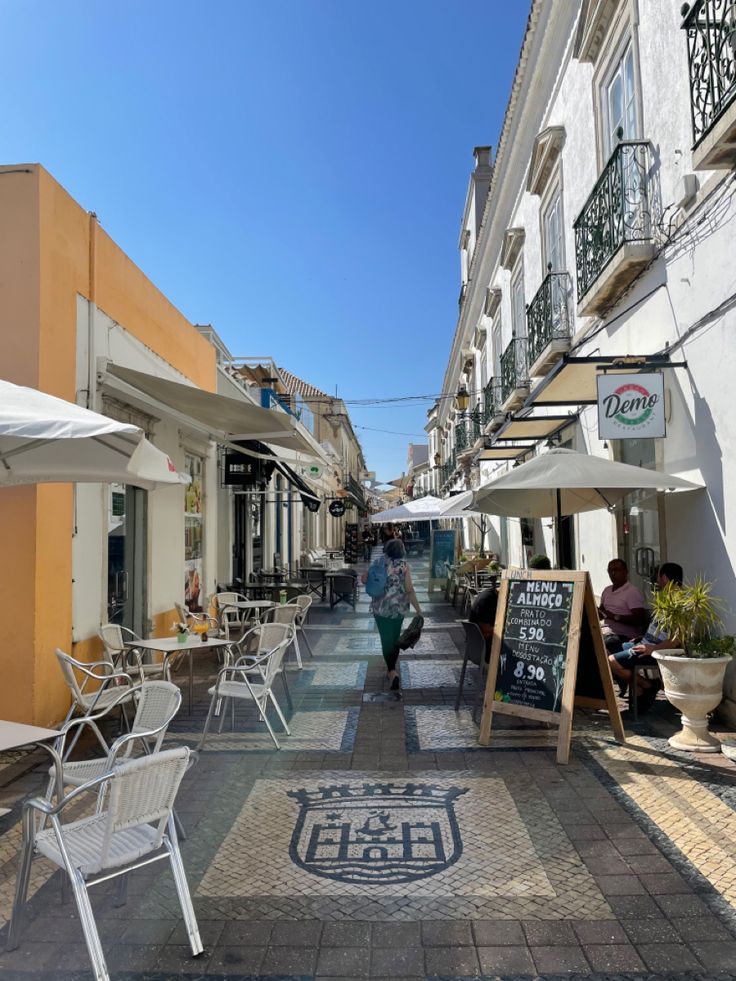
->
xmin=184 ymin=455 xmax=204 ymax=611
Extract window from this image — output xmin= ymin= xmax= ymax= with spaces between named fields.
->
xmin=603 ymin=40 xmax=639 ymax=156
xmin=511 ymin=267 xmax=525 ymax=339
xmin=543 ymin=190 xmax=565 ymax=274
xmin=184 ymin=455 xmax=204 ymax=611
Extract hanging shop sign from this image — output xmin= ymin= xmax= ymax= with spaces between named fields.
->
xmin=597 ymin=372 xmax=665 ymax=440
xmin=301 ymin=463 xmax=323 ymax=479
xmin=479 ymin=570 xmax=624 ymax=764
xmin=305 ymin=497 xmax=321 ymax=513
xmin=329 ymin=499 xmax=346 ymax=517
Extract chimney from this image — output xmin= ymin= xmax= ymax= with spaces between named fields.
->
xmin=473 ymin=146 xmax=492 ymax=170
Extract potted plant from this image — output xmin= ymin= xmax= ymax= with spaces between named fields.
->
xmin=650 ymin=577 xmax=734 ymax=752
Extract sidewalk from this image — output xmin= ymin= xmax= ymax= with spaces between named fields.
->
xmin=1 ymin=554 xmax=735 ymax=980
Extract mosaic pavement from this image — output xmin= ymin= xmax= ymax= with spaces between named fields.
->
xmin=1 ymin=555 xmax=736 ymax=978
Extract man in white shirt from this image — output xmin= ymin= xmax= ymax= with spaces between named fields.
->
xmin=598 ymin=558 xmax=649 ymax=653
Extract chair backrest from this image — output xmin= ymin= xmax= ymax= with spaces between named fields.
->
xmin=129 ymin=681 xmax=181 ymax=752
xmin=461 ymin=620 xmax=487 ymax=668
xmin=268 ymin=603 xmax=300 ymax=626
xmin=294 ymin=594 xmax=312 ymax=622
xmin=99 ymin=623 xmax=124 ymax=669
xmin=55 ymin=648 xmax=87 ymax=704
xmin=255 ymin=623 xmax=295 ymax=687
xmin=174 ymin=602 xmax=190 ymax=624
xmin=103 ymin=746 xmax=190 ymax=861
xmin=332 ymin=574 xmax=356 ymax=593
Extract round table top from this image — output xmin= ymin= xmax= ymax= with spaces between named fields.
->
xmin=126 ymin=636 xmax=230 ymax=652
xmin=228 ymin=599 xmax=276 ymax=609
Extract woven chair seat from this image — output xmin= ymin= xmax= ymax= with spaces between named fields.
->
xmin=34 ymin=814 xmax=160 ymax=875
xmin=79 ymin=686 xmax=135 ymax=711
xmin=208 ymin=680 xmax=266 ymax=700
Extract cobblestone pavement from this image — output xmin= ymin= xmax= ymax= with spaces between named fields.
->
xmin=1 ymin=554 xmax=736 ymax=980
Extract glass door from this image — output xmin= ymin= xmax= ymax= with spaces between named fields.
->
xmin=107 ymin=484 xmax=148 ymax=634
xmin=615 ymin=438 xmax=661 ymax=599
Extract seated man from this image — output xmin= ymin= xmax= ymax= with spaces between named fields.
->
xmin=468 ymin=586 xmax=499 ymax=661
xmin=598 ymin=558 xmax=649 ymax=654
xmin=608 ymin=562 xmax=683 ymax=710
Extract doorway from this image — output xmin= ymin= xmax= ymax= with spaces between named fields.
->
xmin=615 ymin=438 xmax=661 ymax=599
xmin=107 ymin=485 xmax=148 ymax=635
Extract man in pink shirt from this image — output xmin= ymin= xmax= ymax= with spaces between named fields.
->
xmin=598 ymin=558 xmax=649 ymax=653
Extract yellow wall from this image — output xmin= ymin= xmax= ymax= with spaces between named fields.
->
xmin=0 ymin=164 xmax=218 ymax=724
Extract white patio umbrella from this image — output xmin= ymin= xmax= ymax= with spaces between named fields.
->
xmin=0 ymin=379 xmax=189 ymax=490
xmin=369 ymin=495 xmax=446 ymax=523
xmin=439 ymin=490 xmax=485 ymax=518
xmin=470 ymin=448 xmax=702 ymax=563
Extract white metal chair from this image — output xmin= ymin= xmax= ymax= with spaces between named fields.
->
xmin=174 ymin=602 xmax=219 ymax=635
xmin=99 ymin=623 xmax=170 ymax=683
xmin=293 ymin=594 xmax=315 ymax=659
xmin=198 ymin=623 xmax=294 ymax=750
xmin=55 ymin=649 xmax=136 ymax=758
xmin=6 ymin=747 xmax=202 ymax=981
xmin=265 ymin=602 xmax=304 ymax=668
xmin=213 ymin=591 xmax=248 ymax=638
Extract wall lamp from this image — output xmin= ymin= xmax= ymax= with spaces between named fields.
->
xmin=456 ymin=385 xmax=470 ymax=412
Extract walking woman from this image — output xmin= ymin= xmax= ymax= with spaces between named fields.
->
xmin=370 ymin=538 xmax=423 ymax=690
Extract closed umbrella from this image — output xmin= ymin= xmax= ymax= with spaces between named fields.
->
xmin=470 ymin=448 xmax=702 ymax=563
xmin=0 ymin=379 xmax=189 ymax=489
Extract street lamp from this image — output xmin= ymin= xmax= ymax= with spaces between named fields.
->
xmin=456 ymin=384 xmax=470 ymax=412
xmin=433 ymin=451 xmax=441 ymax=468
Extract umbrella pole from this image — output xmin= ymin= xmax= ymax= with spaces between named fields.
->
xmin=555 ymin=488 xmax=562 ymax=569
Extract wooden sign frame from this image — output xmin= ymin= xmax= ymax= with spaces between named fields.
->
xmin=428 ymin=528 xmax=458 ymax=593
xmin=478 ymin=569 xmax=625 ymax=764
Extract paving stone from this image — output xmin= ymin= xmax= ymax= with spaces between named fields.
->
xmin=370 ymin=945 xmax=424 ymax=977
xmin=423 ymin=944 xmax=480 ymax=977
xmin=370 ymin=921 xmax=421 ymax=947
xmin=169 ymin=918 xmax=225 ymax=947
xmin=593 ymin=873 xmax=646 ymax=895
xmin=155 ymin=944 xmax=213 ymax=974
xmin=421 ymin=919 xmax=474 ymax=946
xmin=522 ymin=920 xmax=577 ymax=946
xmin=636 ymin=942 xmax=703 ymax=971
xmin=571 ymin=919 xmax=628 ymax=945
xmin=638 ymin=872 xmax=694 ymax=894
xmin=261 ymin=944 xmax=319 ymax=974
xmin=219 ymin=920 xmax=274 ymax=945
xmin=622 ymin=917 xmax=682 ymax=945
xmin=476 ymin=944 xmax=535 ymax=974
xmin=607 ymin=894 xmax=663 ymax=919
xmin=321 ymin=921 xmax=372 ymax=946
xmin=269 ymin=919 xmax=323 ymax=945
xmin=119 ymin=918 xmax=177 ymax=944
xmin=670 ymin=915 xmax=736 ymax=942
xmin=689 ymin=940 xmax=736 ymax=969
xmin=316 ymin=945 xmax=371 ymax=977
xmin=655 ymin=894 xmax=713 ymax=918
xmin=585 ymin=942 xmax=646 ymax=971
xmin=530 ymin=943 xmax=589 ymax=972
xmin=471 ymin=919 xmax=526 ymax=946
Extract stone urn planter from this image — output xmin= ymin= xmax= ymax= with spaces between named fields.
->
xmin=653 ymin=651 xmax=730 ymax=752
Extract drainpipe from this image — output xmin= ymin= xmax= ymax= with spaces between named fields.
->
xmin=87 ymin=212 xmax=98 ymax=410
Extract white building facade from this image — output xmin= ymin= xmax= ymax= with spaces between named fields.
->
xmin=434 ymin=0 xmax=736 ymax=619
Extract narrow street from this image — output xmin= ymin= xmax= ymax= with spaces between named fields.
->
xmin=0 ymin=554 xmax=735 ymax=980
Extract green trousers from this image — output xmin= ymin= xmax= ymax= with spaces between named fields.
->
xmin=375 ymin=615 xmax=404 ymax=671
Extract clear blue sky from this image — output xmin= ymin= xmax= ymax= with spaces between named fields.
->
xmin=2 ymin=0 xmax=529 ymax=483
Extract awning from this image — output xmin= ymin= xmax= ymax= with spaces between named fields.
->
xmin=106 ymin=364 xmax=328 ymax=461
xmin=494 ymin=415 xmax=573 ymax=442
xmin=477 ymin=445 xmax=534 ymax=461
xmin=525 ymin=355 xmax=686 ymax=407
xmin=226 ymin=440 xmax=322 ymax=508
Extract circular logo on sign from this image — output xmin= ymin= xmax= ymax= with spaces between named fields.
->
xmin=602 ymin=382 xmax=659 ymax=428
xmin=329 ymin=500 xmax=346 ymax=517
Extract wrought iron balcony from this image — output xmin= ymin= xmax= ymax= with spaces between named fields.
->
xmin=682 ymin=1 xmax=736 ymax=168
xmin=500 ymin=337 xmax=529 ymax=409
xmin=458 ymin=283 xmax=467 ymax=310
xmin=573 ymin=140 xmax=654 ymax=313
xmin=454 ymin=421 xmax=469 ymax=456
xmin=469 ymin=405 xmax=483 ymax=442
xmin=483 ymin=378 xmax=501 ymax=426
xmin=526 ymin=271 xmax=573 ymax=375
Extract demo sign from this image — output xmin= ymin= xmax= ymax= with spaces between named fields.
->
xmin=597 ymin=372 xmax=665 ymax=440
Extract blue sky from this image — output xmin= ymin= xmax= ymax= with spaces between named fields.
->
xmin=2 ymin=0 xmax=529 ymax=483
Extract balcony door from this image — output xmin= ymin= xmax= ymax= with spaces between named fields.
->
xmin=604 ymin=40 xmax=639 ymax=156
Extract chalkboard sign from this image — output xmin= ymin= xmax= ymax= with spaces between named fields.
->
xmin=495 ymin=578 xmax=575 ymax=713
xmin=479 ymin=570 xmax=624 ymax=764
xmin=429 ymin=529 xmax=457 ymax=590
xmin=344 ymin=522 xmax=359 ymax=563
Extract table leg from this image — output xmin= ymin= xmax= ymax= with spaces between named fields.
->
xmin=188 ymin=649 xmax=193 ymax=715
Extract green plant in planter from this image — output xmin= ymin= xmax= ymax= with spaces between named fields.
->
xmin=529 ymin=553 xmax=552 ymax=570
xmin=650 ymin=577 xmax=730 ymax=658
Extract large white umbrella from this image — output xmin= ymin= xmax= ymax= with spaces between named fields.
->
xmin=439 ymin=490 xmax=485 ymax=518
xmin=470 ymin=448 xmax=701 ymax=519
xmin=0 ymin=379 xmax=189 ymax=490
xmin=370 ymin=495 xmax=446 ymax=523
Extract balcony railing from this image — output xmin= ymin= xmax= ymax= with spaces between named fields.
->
xmin=682 ymin=0 xmax=736 ymax=147
xmin=483 ymin=378 xmax=500 ymax=422
xmin=454 ymin=422 xmax=469 ymax=456
xmin=469 ymin=406 xmax=483 ymax=442
xmin=573 ymin=140 xmax=652 ymax=301
xmin=458 ymin=283 xmax=467 ymax=310
xmin=500 ymin=337 xmax=529 ymax=405
xmin=527 ymin=271 xmax=573 ymax=369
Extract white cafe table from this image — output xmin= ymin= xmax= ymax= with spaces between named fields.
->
xmin=228 ymin=599 xmax=276 ymax=615
xmin=125 ymin=636 xmax=230 ymax=715
xmin=0 ymin=721 xmax=64 ymax=817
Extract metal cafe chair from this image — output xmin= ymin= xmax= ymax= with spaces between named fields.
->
xmin=302 ymin=567 xmax=326 ymax=601
xmin=6 ymin=747 xmax=202 ymax=981
xmin=265 ymin=602 xmax=305 ymax=668
xmin=454 ymin=620 xmax=488 ymax=724
xmin=329 ymin=571 xmax=358 ymax=611
xmin=293 ymin=594 xmax=315 ymax=658
xmin=99 ymin=623 xmax=170 ymax=683
xmin=198 ymin=623 xmax=294 ymax=750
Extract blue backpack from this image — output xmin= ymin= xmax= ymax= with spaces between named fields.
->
xmin=365 ymin=556 xmax=388 ymax=598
